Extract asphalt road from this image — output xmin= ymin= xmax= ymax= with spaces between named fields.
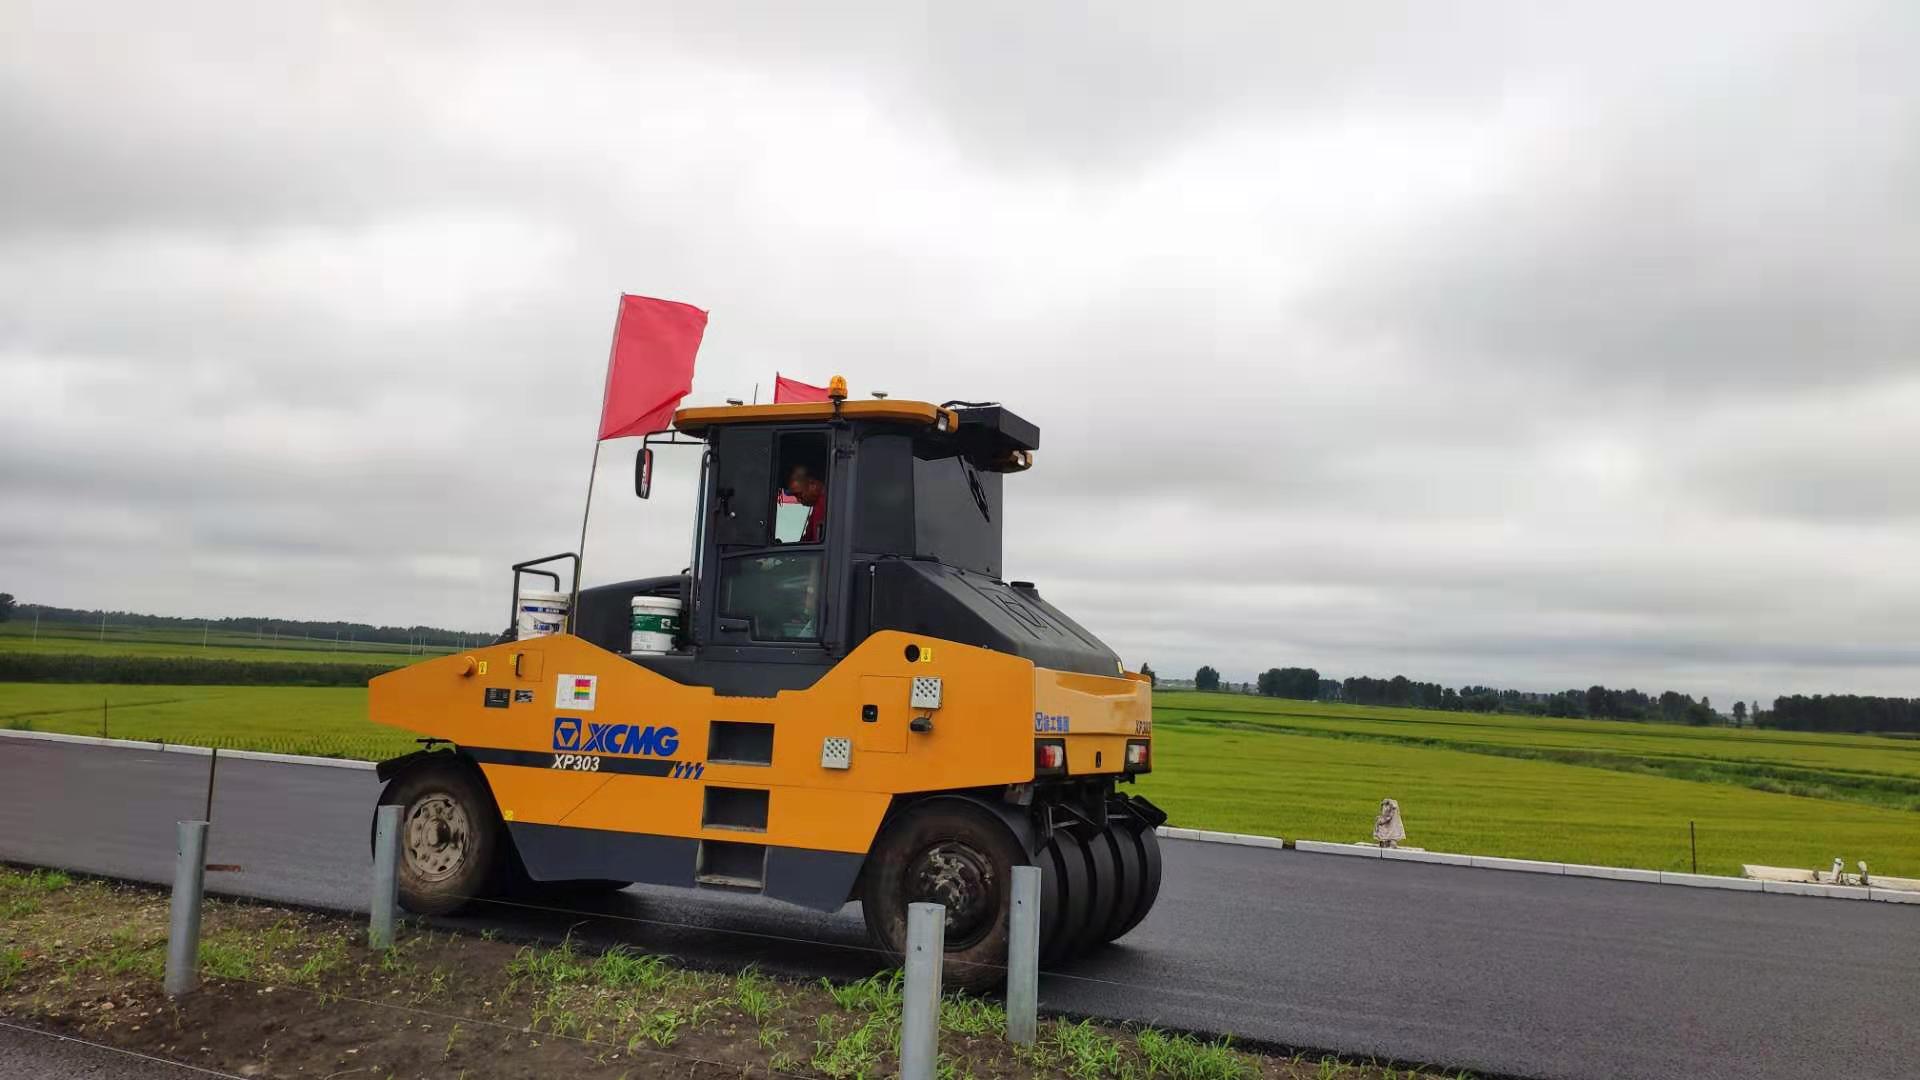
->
xmin=0 ymin=1021 xmax=223 ymax=1079
xmin=3 ymin=739 xmax=1915 ymax=1080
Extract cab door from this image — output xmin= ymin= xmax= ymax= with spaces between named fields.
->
xmin=697 ymin=427 xmax=839 ymax=660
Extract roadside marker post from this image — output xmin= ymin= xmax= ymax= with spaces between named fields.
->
xmin=164 ymin=820 xmax=208 ymax=997
xmin=370 ymin=804 xmax=401 ymax=949
xmin=901 ymin=902 xmax=945 ymax=1080
xmin=1007 ymin=865 xmax=1041 ymax=1044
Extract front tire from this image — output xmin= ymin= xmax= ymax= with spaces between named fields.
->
xmin=376 ymin=760 xmax=504 ymax=916
xmin=860 ymin=800 xmax=1026 ymax=992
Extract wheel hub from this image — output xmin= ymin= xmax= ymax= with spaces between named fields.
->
xmin=403 ymin=793 xmax=471 ymax=883
xmin=907 ymin=841 xmax=997 ymax=948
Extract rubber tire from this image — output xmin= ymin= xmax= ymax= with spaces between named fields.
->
xmin=859 ymin=800 xmax=1026 ymax=993
xmin=375 ymin=761 xmax=504 ymax=916
xmin=1076 ymin=828 xmax=1121 ymax=956
xmin=1095 ymin=826 xmax=1144 ymax=943
xmin=1039 ymin=830 xmax=1095 ymax=964
xmin=1111 ymin=824 xmax=1163 ymax=939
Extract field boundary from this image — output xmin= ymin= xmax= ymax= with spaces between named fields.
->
xmin=1160 ymin=828 xmax=1920 ymax=904
xmin=0 ymin=728 xmax=376 ymax=771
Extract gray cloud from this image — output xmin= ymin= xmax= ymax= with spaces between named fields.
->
xmin=2 ymin=1 xmax=1916 ymax=707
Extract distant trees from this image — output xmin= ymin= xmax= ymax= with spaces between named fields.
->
xmin=1194 ymin=665 xmax=1221 ymax=692
xmin=1257 ymin=667 xmax=1319 ymax=700
xmin=1765 ymin=694 xmax=1920 ymax=735
xmin=1732 ymin=701 xmax=1747 ymax=727
xmin=0 ymin=593 xmax=13 ymax=622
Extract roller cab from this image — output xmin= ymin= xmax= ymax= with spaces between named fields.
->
xmin=369 ymin=389 xmax=1162 ymax=986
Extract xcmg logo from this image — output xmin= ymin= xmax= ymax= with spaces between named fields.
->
xmin=551 ymin=717 xmax=680 ymax=757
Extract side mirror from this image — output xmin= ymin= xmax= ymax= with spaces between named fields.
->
xmin=635 ymin=447 xmax=654 ymax=499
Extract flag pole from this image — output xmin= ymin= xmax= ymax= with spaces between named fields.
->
xmin=573 ymin=296 xmax=628 ymax=630
xmin=570 ymin=440 xmax=601 ymax=628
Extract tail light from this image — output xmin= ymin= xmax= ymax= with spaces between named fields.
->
xmin=1035 ymin=739 xmax=1067 ymax=775
xmin=1125 ymin=739 xmax=1151 ymax=773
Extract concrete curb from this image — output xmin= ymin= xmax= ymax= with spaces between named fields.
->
xmin=0 ymin=728 xmax=377 ymax=771
xmin=1154 ymin=826 xmax=1918 ymax=905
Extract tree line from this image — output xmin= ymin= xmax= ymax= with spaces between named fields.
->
xmin=5 ymin=599 xmax=479 ymax=649
xmin=1177 ymin=662 xmax=1918 ymax=735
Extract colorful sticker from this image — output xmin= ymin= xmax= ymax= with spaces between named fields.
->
xmin=554 ymin=673 xmax=598 ymax=711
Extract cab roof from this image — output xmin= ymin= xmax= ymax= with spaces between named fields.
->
xmin=673 ymin=398 xmax=1041 ymax=466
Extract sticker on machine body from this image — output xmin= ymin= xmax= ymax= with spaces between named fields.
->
xmin=554 ymin=673 xmax=598 ymax=711
xmin=464 ymin=743 xmax=702 ymax=779
xmin=1035 ymin=711 xmax=1070 ymax=733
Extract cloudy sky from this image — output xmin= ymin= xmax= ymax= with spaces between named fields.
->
xmin=4 ymin=2 xmax=1916 ymax=705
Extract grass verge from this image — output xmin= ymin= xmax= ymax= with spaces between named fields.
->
xmin=0 ymin=865 xmax=1464 ymax=1080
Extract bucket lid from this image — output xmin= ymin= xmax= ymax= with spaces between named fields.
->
xmin=518 ymin=589 xmax=570 ymax=604
xmin=631 ymin=594 xmax=683 ymax=610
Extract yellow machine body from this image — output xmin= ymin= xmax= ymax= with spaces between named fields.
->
xmin=371 ymin=629 xmax=1149 ymax=901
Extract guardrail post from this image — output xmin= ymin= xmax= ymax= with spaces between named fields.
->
xmin=900 ymin=902 xmax=944 ymax=1080
xmin=370 ymin=804 xmax=401 ymax=949
xmin=164 ymin=820 xmax=208 ymax=997
xmin=1006 ymin=865 xmax=1041 ymax=1044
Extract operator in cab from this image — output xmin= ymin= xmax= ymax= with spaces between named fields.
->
xmin=784 ymin=462 xmax=828 ymax=543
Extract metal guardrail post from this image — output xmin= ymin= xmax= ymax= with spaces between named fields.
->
xmin=1006 ymin=865 xmax=1041 ymax=1043
xmin=164 ymin=820 xmax=208 ymax=997
xmin=901 ymin=902 xmax=945 ymax=1080
xmin=370 ymin=804 xmax=401 ymax=949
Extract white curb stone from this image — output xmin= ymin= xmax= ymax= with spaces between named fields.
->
xmin=1382 ymin=848 xmax=1473 ymax=866
xmin=1293 ymin=840 xmax=1382 ymax=858
xmin=1471 ymin=855 xmax=1563 ymax=874
xmin=1761 ymin=879 xmax=1871 ymax=900
xmin=1562 ymin=863 xmax=1662 ymax=883
xmin=1869 ymin=887 xmax=1920 ymax=904
xmin=1156 ymin=826 xmax=1201 ymax=841
xmin=1659 ymin=872 xmax=1762 ymax=891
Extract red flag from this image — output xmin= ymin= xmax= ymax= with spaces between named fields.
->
xmin=774 ymin=374 xmax=831 ymax=404
xmin=597 ymin=295 xmax=708 ymax=440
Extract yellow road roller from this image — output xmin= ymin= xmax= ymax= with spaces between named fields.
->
xmin=368 ymin=388 xmax=1164 ymax=986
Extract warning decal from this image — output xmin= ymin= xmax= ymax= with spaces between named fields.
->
xmin=554 ymin=673 xmax=598 ymax=711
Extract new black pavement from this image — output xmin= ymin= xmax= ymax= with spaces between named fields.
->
xmin=2 ymin=739 xmax=1914 ymax=1080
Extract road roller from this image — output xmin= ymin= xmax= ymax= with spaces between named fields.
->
xmin=367 ymin=383 xmax=1164 ymax=987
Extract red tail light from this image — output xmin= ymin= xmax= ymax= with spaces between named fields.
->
xmin=1035 ymin=739 xmax=1066 ymax=774
xmin=1125 ymin=739 xmax=1151 ymax=773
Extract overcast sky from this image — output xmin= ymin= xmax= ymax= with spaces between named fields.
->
xmin=3 ymin=2 xmax=1916 ymax=705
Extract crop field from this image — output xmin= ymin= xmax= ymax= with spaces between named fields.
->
xmin=1135 ymin=691 xmax=1920 ymax=877
xmin=0 ymin=682 xmax=408 ymax=761
xmin=0 ymin=621 xmax=462 ymax=667
xmin=2 ymin=657 xmax=1916 ymax=877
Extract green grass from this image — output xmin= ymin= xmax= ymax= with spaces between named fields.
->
xmin=0 ymin=682 xmax=409 ymax=760
xmin=3 ymin=675 xmax=1917 ymax=877
xmin=1138 ymin=691 xmax=1920 ymax=876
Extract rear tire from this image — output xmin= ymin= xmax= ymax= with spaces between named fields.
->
xmin=1039 ymin=830 xmax=1095 ymax=964
xmin=1094 ymin=825 xmax=1143 ymax=943
xmin=1076 ymin=828 xmax=1121 ymax=955
xmin=375 ymin=760 xmax=504 ymax=916
xmin=860 ymin=800 xmax=1026 ymax=992
xmin=1110 ymin=823 xmax=1163 ymax=939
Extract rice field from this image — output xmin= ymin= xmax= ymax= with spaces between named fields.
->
xmin=1 ymin=677 xmax=1914 ymax=878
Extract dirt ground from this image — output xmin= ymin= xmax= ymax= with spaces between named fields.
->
xmin=0 ymin=866 xmax=1462 ymax=1080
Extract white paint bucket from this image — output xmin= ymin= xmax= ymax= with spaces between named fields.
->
xmin=516 ymin=589 xmax=570 ymax=640
xmin=630 ymin=595 xmax=683 ymax=654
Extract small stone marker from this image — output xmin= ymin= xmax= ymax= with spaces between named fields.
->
xmin=1373 ymin=798 xmax=1406 ymax=849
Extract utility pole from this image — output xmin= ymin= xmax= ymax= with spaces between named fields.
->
xmin=99 ymin=611 xmax=107 ymax=642
xmin=32 ymin=610 xmax=38 ymax=643
xmin=203 ymin=623 xmax=209 ymax=650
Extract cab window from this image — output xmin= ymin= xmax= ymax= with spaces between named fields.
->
xmin=774 ymin=433 xmax=830 ymax=545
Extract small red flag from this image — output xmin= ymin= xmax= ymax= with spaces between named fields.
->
xmin=774 ymin=374 xmax=831 ymax=404
xmin=597 ymin=295 xmax=708 ymax=440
